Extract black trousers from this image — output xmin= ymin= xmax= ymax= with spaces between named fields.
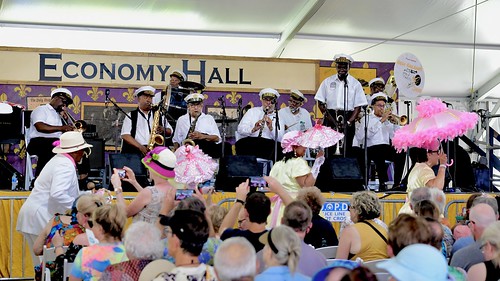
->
xmin=195 ymin=139 xmax=233 ymax=159
xmin=27 ymin=137 xmax=58 ymax=177
xmin=367 ymin=144 xmax=406 ymax=186
xmin=325 ymin=110 xmax=355 ymax=158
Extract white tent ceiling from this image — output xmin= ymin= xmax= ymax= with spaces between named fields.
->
xmin=1 ymin=0 xmax=500 ymax=99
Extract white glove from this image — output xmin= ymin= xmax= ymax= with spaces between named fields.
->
xmin=311 ymin=156 xmax=325 ymax=179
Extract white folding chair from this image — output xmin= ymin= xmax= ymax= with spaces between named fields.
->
xmin=41 ymin=245 xmax=67 ymax=281
xmin=63 ymin=258 xmax=73 ymax=280
xmin=316 ymin=246 xmax=338 ymax=259
xmin=363 ymin=259 xmax=390 ymax=274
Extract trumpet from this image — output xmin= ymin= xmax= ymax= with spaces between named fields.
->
xmin=257 ymin=106 xmax=272 ymax=137
xmin=61 ymin=109 xmax=87 ymax=132
xmin=388 ymin=114 xmax=408 ymax=126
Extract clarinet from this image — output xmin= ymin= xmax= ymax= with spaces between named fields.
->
xmin=257 ymin=106 xmax=271 ymax=138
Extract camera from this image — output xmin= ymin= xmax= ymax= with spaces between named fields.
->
xmin=175 ymin=189 xmax=194 ymax=200
xmin=117 ymin=169 xmax=126 ymax=179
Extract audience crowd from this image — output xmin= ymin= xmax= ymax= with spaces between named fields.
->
xmin=21 ymin=134 xmax=500 ymax=281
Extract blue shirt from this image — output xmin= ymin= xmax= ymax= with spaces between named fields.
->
xmin=256 ymin=266 xmax=311 ymax=281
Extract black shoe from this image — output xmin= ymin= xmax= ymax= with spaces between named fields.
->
xmin=378 ymin=184 xmax=387 ymax=192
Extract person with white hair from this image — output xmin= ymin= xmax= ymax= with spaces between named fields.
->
xmin=467 ymin=221 xmax=500 ymax=281
xmin=120 ymin=86 xmax=173 ymax=156
xmin=278 ymin=89 xmax=312 ymax=134
xmin=214 ymin=237 xmax=257 ymax=281
xmin=27 ymin=87 xmax=75 ymax=176
xmin=450 ymin=203 xmax=497 ymax=271
xmin=100 ymin=221 xmax=165 ymax=280
xmin=256 ymin=225 xmax=309 ymax=281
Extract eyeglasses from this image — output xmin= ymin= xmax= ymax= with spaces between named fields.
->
xmin=238 ymin=218 xmax=246 ymax=226
xmin=348 ymin=205 xmax=355 ymax=211
xmin=466 ymin=220 xmax=476 ymax=226
xmin=428 ymin=150 xmax=440 ymax=154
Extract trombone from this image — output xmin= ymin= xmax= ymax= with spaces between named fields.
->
xmin=61 ymin=109 xmax=87 ymax=132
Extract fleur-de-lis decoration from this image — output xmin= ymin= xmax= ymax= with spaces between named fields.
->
xmin=87 ymin=87 xmax=103 ymax=101
xmin=203 ymin=94 xmax=209 ymax=100
xmin=214 ymin=101 xmax=220 ymax=107
xmin=280 ymin=102 xmax=287 ymax=109
xmin=312 ymin=103 xmax=324 ymax=119
xmin=225 ymin=91 xmax=241 ymax=104
xmin=14 ymin=84 xmax=32 ymax=98
xmin=68 ymin=95 xmax=81 ymax=114
xmin=0 ymin=93 xmax=7 ymax=102
xmin=123 ymin=88 xmax=135 ymax=102
xmin=248 ymin=101 xmax=254 ymax=108
xmin=14 ymin=141 xmax=26 ymax=159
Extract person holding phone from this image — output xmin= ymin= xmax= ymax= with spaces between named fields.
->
xmin=111 ymin=146 xmax=177 ymax=223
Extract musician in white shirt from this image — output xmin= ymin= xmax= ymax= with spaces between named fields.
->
xmin=314 ymin=54 xmax=367 ymax=157
xmin=173 ymin=93 xmax=223 ymax=158
xmin=121 ymin=86 xmax=172 ymax=156
xmin=278 ymin=89 xmax=312 ymax=133
xmin=236 ymin=88 xmax=285 ymax=160
xmin=357 ymin=93 xmax=404 ymax=191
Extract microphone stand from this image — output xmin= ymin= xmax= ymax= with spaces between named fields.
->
xmin=363 ymin=107 xmax=369 ymax=188
xmin=404 ymin=100 xmax=412 ymax=176
xmin=342 ymin=75 xmax=348 ymax=158
xmin=219 ymin=96 xmax=227 ymax=158
xmin=105 ymin=90 xmax=132 ymax=121
xmin=274 ymin=101 xmax=280 ymax=163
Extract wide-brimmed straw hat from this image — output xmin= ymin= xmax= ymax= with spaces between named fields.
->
xmin=52 ymin=131 xmax=93 ymax=154
xmin=141 ymin=147 xmax=176 ymax=179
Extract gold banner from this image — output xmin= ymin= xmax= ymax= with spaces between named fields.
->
xmin=0 ymin=48 xmax=317 ymax=91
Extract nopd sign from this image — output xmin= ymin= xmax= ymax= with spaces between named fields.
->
xmin=321 ymin=201 xmax=349 ymax=222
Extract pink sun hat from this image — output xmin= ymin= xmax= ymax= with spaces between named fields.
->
xmin=141 ymin=147 xmax=176 ymax=179
xmin=281 ymin=130 xmax=304 ymax=153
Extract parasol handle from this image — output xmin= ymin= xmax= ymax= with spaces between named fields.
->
xmin=445 ymin=159 xmax=454 ymax=167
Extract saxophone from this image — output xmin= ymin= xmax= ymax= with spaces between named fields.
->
xmin=147 ymin=86 xmax=171 ymax=151
xmin=147 ymin=105 xmax=165 ymax=151
xmin=182 ymin=114 xmax=200 ymax=146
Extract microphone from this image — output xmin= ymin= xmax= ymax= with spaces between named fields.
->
xmin=218 ymin=95 xmax=224 ymax=102
xmin=339 ymin=73 xmax=348 ymax=83
xmin=105 ymin=89 xmax=110 ymax=108
xmin=403 ymin=100 xmax=412 ymax=105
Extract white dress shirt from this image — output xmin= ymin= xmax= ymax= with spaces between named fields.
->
xmin=314 ymin=74 xmax=368 ymax=110
xmin=278 ymin=107 xmax=313 ymax=133
xmin=237 ymin=106 xmax=285 ymax=141
xmin=357 ymin=113 xmax=400 ymax=148
xmin=120 ymin=108 xmax=172 ymax=146
xmin=16 ymin=153 xmax=80 ymax=235
xmin=173 ymin=112 xmax=221 ymax=145
xmin=29 ymin=104 xmax=63 ymax=139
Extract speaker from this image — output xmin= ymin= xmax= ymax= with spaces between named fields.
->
xmin=315 ymin=157 xmax=365 ymax=192
xmin=215 ymin=155 xmax=260 ymax=191
xmin=108 ymin=153 xmax=148 ymax=192
xmin=85 ymin=138 xmax=105 ymax=169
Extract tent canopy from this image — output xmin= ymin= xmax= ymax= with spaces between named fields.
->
xmin=1 ymin=0 xmax=499 ymax=99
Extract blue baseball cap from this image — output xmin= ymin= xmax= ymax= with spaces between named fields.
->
xmin=312 ymin=259 xmax=360 ymax=281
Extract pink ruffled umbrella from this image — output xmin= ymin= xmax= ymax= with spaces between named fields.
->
xmin=300 ymin=123 xmax=344 ymax=149
xmin=174 ymin=145 xmax=218 ymax=187
xmin=392 ymin=98 xmax=478 ymax=151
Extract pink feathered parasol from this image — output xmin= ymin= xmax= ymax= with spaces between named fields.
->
xmin=300 ymin=123 xmax=344 ymax=149
xmin=392 ymin=98 xmax=478 ymax=151
xmin=174 ymin=145 xmax=218 ymax=186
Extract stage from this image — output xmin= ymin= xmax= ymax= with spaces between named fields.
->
xmin=0 ymin=190 xmax=482 ymax=278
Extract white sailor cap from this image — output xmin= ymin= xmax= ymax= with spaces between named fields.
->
xmin=184 ymin=93 xmax=205 ymax=104
xmin=259 ymin=88 xmax=280 ymax=99
xmin=50 ymin=88 xmax=73 ymax=105
xmin=290 ymin=89 xmax=307 ymax=102
xmin=170 ymin=70 xmax=186 ymax=82
xmin=369 ymin=77 xmax=385 ymax=87
xmin=134 ymin=86 xmax=156 ymax=97
xmin=370 ymin=92 xmax=389 ymax=105
xmin=334 ymin=53 xmax=354 ymax=64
